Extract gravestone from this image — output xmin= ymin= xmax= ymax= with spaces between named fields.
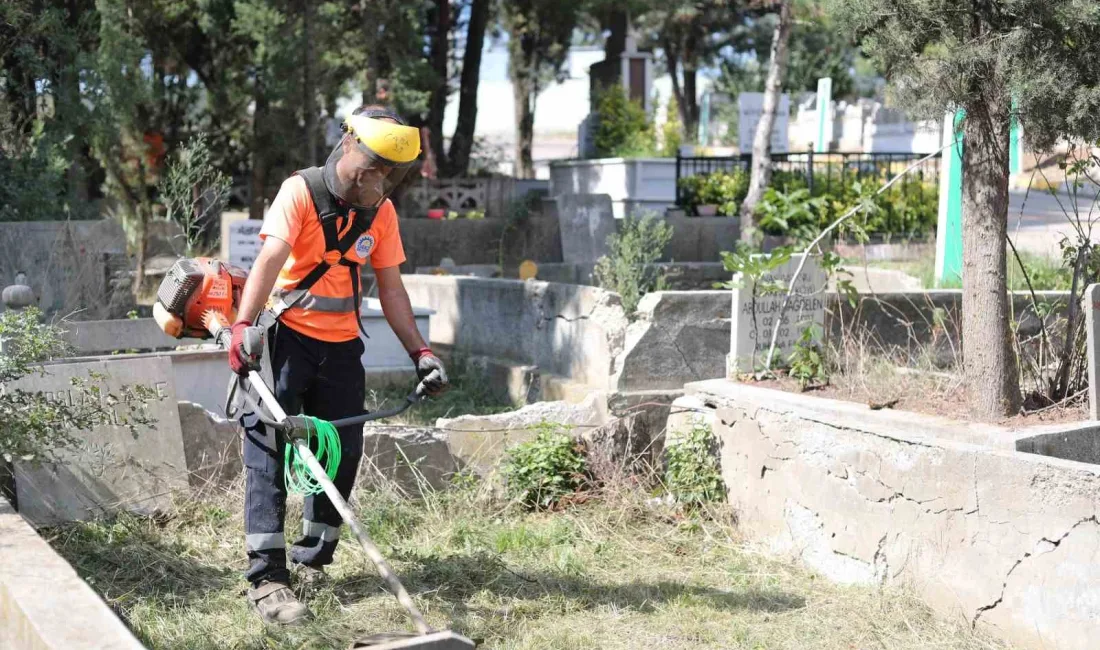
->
xmin=1086 ymin=284 xmax=1100 ymax=419
xmin=555 ymin=193 xmax=617 ymax=264
xmin=227 ymin=219 xmax=263 ymax=269
xmin=728 ymin=253 xmax=826 ymax=375
xmin=11 ymin=357 xmax=189 ymax=525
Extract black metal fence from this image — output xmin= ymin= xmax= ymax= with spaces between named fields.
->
xmin=674 ymin=150 xmax=942 ymax=205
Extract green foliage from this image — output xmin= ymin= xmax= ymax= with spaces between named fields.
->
xmin=718 ymin=244 xmax=792 ymax=294
xmin=0 ymin=132 xmax=74 ymax=222
xmin=501 ymin=422 xmax=587 ymax=510
xmin=830 ymin=0 xmax=1100 ymax=150
xmin=677 ymin=169 xmax=749 ymax=216
xmin=753 ymin=169 xmax=937 ymax=240
xmin=665 ymin=423 xmax=724 ymax=505
xmin=593 ymin=84 xmax=656 ymax=158
xmin=787 ymin=325 xmax=828 ymax=390
xmin=160 ymin=133 xmax=231 ymax=256
xmin=0 ymin=308 xmax=159 ymax=462
xmin=719 ymin=8 xmax=872 ymax=100
xmin=593 ymin=214 xmax=675 ymax=315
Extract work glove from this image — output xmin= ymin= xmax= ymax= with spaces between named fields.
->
xmin=228 ymin=320 xmax=260 ymax=376
xmin=411 ymin=347 xmax=449 ymax=397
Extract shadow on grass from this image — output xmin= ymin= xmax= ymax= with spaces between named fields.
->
xmin=44 ymin=517 xmax=237 ymax=612
xmin=331 ymin=549 xmax=805 ymax=624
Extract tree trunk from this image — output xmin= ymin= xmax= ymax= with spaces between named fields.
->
xmin=961 ymin=99 xmax=1022 ymax=418
xmin=604 ymin=9 xmax=628 ymax=61
xmin=446 ymin=0 xmax=489 ymax=177
xmin=513 ymin=71 xmax=535 ymax=179
xmin=427 ymin=0 xmax=449 ymax=174
xmin=303 ymin=0 xmax=318 ymax=165
xmin=130 ymin=207 xmax=148 ymax=296
xmin=739 ymin=0 xmax=793 ymax=243
xmin=249 ymin=83 xmax=268 ymax=220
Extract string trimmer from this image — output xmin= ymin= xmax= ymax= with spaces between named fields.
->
xmin=153 ymin=257 xmax=475 ymax=650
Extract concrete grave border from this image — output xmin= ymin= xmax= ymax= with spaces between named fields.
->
xmin=0 ymin=496 xmax=146 ymax=650
xmin=676 ymin=379 xmax=1100 ymax=650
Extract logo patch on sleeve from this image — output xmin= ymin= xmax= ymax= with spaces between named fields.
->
xmin=354 ymin=233 xmax=376 ymax=258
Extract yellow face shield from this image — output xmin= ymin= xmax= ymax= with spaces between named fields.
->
xmin=344 ymin=114 xmax=421 ymax=165
xmin=322 ymin=110 xmax=421 ymax=210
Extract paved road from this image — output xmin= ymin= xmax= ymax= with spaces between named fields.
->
xmin=1008 ymin=189 xmax=1100 ymax=257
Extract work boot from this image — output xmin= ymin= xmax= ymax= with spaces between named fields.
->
xmin=248 ymin=580 xmax=313 ymax=625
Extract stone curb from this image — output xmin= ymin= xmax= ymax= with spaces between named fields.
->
xmin=0 ymin=496 xmax=145 ymax=650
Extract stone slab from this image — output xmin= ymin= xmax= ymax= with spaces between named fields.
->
xmin=12 ymin=357 xmax=188 ymax=526
xmin=555 ymin=193 xmax=617 ymax=265
xmin=614 ymin=291 xmax=730 ymax=391
xmin=436 ymin=396 xmax=604 ymax=475
xmin=227 ymin=219 xmax=262 ymax=269
xmin=729 ymin=253 xmax=825 ymax=374
xmin=177 ymin=401 xmax=242 ymax=488
xmin=1087 ymin=284 xmax=1100 ymax=419
xmin=361 ymin=425 xmax=460 ymax=494
xmin=0 ymin=496 xmax=146 ymax=650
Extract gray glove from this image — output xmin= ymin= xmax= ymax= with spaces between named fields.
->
xmin=412 ymin=348 xmax=449 ymax=397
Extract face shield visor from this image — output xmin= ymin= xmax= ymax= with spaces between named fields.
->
xmin=322 ymin=111 xmax=420 ymax=211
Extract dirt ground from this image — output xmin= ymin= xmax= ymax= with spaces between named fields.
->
xmin=752 ymin=372 xmax=1087 ymax=429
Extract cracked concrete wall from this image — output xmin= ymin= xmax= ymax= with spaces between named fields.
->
xmin=403 ymin=276 xmax=628 ymax=388
xmin=613 ymin=291 xmax=731 ymax=391
xmin=685 ymin=379 xmax=1100 ymax=650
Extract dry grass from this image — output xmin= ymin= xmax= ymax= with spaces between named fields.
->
xmin=44 ymin=477 xmax=1015 ymax=650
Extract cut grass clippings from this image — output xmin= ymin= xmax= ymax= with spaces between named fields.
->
xmin=45 ymin=479 xmax=1015 ymax=650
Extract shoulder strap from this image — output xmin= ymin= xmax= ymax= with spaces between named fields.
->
xmin=296 ymin=167 xmax=345 ymax=221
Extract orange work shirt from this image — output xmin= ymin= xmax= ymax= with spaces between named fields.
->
xmin=259 ymin=174 xmax=406 ymax=343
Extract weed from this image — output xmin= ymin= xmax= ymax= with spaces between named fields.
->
xmin=593 ymin=213 xmax=674 ymax=316
xmin=788 ymin=325 xmax=828 ymax=390
xmin=501 ymin=422 xmax=587 ymax=510
xmin=665 ymin=424 xmax=725 ymax=506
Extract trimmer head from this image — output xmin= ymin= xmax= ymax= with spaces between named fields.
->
xmin=348 ymin=631 xmax=476 ymax=650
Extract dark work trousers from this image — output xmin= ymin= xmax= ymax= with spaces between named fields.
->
xmin=240 ymin=322 xmax=366 ymax=586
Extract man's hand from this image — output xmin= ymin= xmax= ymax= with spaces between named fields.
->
xmin=228 ymin=320 xmax=260 ymax=376
xmin=411 ymin=348 xmax=449 ymax=396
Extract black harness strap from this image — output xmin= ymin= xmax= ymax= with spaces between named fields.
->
xmin=281 ymin=166 xmax=375 ymax=339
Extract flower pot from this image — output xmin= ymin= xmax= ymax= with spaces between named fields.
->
xmin=427 ymin=208 xmax=445 ymax=220
xmin=696 ymin=204 xmax=718 ymax=217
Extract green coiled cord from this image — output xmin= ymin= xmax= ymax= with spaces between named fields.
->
xmin=284 ymin=416 xmax=342 ymax=495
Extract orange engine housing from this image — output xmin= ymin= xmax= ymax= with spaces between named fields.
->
xmin=154 ymin=257 xmax=249 ymax=339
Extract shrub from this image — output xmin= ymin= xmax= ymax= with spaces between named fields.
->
xmin=501 ymin=422 xmax=587 ymax=510
xmin=160 ymin=133 xmax=231 ymax=257
xmin=593 ymin=84 xmax=656 ymax=158
xmin=677 ymin=169 xmax=749 ymax=216
xmin=0 ymin=308 xmax=158 ymax=462
xmin=755 ymin=168 xmax=938 ymax=239
xmin=594 ymin=213 xmax=675 ymax=315
xmin=665 ymin=423 xmax=724 ymax=506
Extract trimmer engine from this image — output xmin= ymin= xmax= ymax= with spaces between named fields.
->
xmin=153 ymin=257 xmax=248 ymax=339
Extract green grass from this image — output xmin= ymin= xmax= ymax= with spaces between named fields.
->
xmin=365 ymin=356 xmax=515 ymax=426
xmin=44 ymin=481 xmax=1014 ymax=650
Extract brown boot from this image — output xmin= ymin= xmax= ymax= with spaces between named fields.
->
xmin=248 ymin=580 xmax=312 ymax=625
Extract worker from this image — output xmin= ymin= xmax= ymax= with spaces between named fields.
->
xmin=227 ymin=105 xmax=449 ymax=625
